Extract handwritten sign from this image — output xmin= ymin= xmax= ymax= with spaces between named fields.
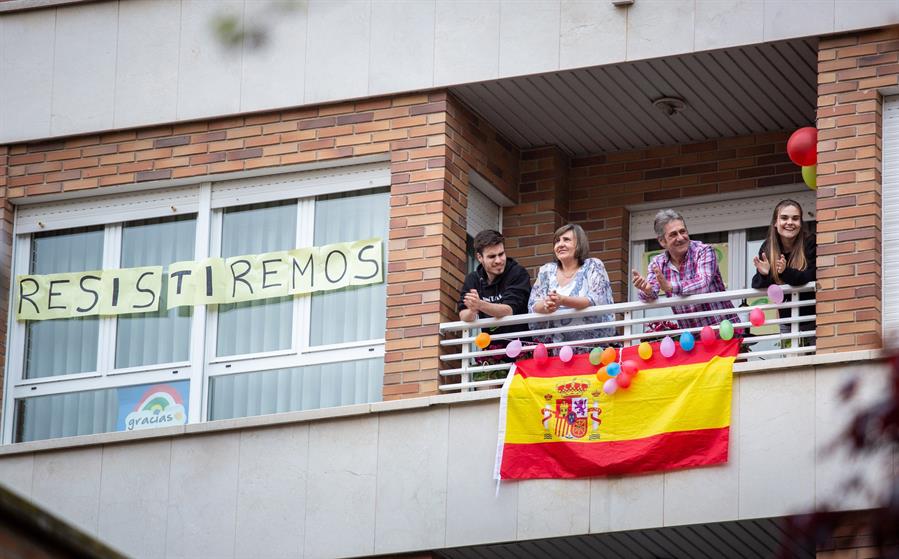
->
xmin=16 ymin=238 xmax=382 ymax=321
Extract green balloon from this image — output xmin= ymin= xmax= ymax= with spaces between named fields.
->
xmin=589 ymin=347 xmax=603 ymax=365
xmin=719 ymin=319 xmax=734 ymax=341
xmin=801 ymin=165 xmax=816 ymax=190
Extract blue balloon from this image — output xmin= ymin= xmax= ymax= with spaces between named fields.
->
xmin=606 ymin=362 xmax=621 ymax=377
xmin=680 ymin=332 xmax=695 ymax=352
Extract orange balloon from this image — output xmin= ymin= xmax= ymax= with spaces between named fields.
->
xmin=474 ymin=332 xmax=491 ymax=349
xmin=595 ymin=366 xmax=609 ymax=382
xmin=600 ymin=347 xmax=617 ymax=366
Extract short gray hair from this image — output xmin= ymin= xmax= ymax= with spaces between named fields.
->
xmin=653 ymin=209 xmax=686 ymax=240
xmin=553 ymin=223 xmax=590 ymax=265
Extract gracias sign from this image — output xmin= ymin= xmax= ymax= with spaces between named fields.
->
xmin=16 ymin=238 xmax=382 ymax=321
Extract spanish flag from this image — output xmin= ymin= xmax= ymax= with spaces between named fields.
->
xmin=494 ymin=338 xmax=740 ymax=480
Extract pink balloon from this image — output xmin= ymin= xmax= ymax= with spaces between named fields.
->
xmin=660 ymin=336 xmax=676 ymax=358
xmin=750 ymin=307 xmax=766 ymax=327
xmin=533 ymin=343 xmax=548 ymax=363
xmin=603 ymin=377 xmax=618 ymax=395
xmin=767 ymin=284 xmax=784 ymax=305
xmin=616 ymin=373 xmax=632 ymax=389
xmin=505 ymin=339 xmax=522 ymax=359
xmin=559 ymin=345 xmax=574 ymax=363
xmin=700 ymin=325 xmax=716 ymax=347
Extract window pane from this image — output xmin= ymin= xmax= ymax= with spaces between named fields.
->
xmin=310 ymin=189 xmax=389 ymax=345
xmin=116 ymin=215 xmax=196 ymax=368
xmin=13 ymin=380 xmax=189 ymax=443
xmin=217 ymin=201 xmax=296 ymax=357
xmin=207 ymin=358 xmax=383 ymax=420
xmin=24 ymin=227 xmax=103 ymax=379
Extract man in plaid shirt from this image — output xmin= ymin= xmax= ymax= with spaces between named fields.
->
xmin=632 ymin=209 xmax=739 ymax=330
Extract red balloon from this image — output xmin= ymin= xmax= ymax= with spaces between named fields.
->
xmin=700 ymin=325 xmax=716 ymax=347
xmin=750 ymin=307 xmax=766 ymax=327
xmin=787 ymin=127 xmax=817 ymax=166
xmin=622 ymin=360 xmax=639 ymax=376
xmin=533 ymin=343 xmax=548 ymax=363
xmin=616 ymin=373 xmax=632 ymax=389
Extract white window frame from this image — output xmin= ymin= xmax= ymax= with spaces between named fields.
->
xmin=627 ymin=186 xmax=816 ymax=342
xmin=2 ymin=161 xmax=390 ymax=444
xmin=882 ymin=95 xmax=899 ymax=333
xmin=627 ymin=186 xmax=816 ymax=300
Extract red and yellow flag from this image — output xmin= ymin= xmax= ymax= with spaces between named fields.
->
xmin=494 ymin=338 xmax=740 ymax=480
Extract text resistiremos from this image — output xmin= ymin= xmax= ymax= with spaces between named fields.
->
xmin=16 ymin=238 xmax=382 ymax=321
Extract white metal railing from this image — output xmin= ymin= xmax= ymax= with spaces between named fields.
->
xmin=438 ymin=282 xmax=816 ymax=391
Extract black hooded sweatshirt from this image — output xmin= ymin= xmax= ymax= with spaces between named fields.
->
xmin=457 ymin=257 xmax=532 ymax=335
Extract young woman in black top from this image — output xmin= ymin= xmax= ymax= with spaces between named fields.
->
xmin=751 ymin=199 xmax=816 ymax=343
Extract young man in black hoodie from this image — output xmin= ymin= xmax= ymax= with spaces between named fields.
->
xmin=458 ymin=230 xmax=532 ymax=343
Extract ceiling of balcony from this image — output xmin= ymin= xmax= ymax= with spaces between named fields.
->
xmin=438 ymin=514 xmax=816 ymax=559
xmin=450 ymin=38 xmax=817 ymax=157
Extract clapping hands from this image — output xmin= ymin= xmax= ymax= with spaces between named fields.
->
xmin=753 ymin=253 xmax=786 ymax=276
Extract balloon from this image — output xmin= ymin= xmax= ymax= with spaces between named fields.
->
xmin=616 ymin=373 xmax=632 ymax=389
xmin=750 ymin=307 xmax=766 ymax=327
xmin=680 ymin=331 xmax=695 ymax=352
xmin=595 ymin=366 xmax=608 ymax=381
xmin=589 ymin=347 xmax=603 ymax=365
xmin=660 ymin=336 xmax=676 ymax=358
xmin=700 ymin=325 xmax=716 ymax=347
xmin=603 ymin=377 xmax=618 ymax=395
xmin=474 ymin=332 xmax=491 ymax=349
xmin=638 ymin=342 xmax=652 ymax=360
xmin=606 ymin=362 xmax=621 ymax=377
xmin=719 ymin=319 xmax=734 ymax=340
xmin=622 ymin=360 xmax=638 ymax=376
xmin=533 ymin=343 xmax=548 ymax=363
xmin=767 ymin=284 xmax=785 ymax=305
xmin=505 ymin=339 xmax=522 ymax=359
xmin=787 ymin=126 xmax=817 ymax=166
xmin=559 ymin=345 xmax=574 ymax=363
xmin=601 ymin=347 xmax=617 ymax=365
xmin=802 ymin=165 xmax=816 ymax=190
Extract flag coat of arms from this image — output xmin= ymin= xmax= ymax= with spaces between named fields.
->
xmin=494 ymin=338 xmax=740 ymax=480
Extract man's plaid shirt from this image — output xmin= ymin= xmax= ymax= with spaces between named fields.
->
xmin=639 ymin=240 xmax=739 ymax=329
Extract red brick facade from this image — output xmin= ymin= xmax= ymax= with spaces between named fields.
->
xmin=510 ymin=133 xmax=802 ymax=303
xmin=816 ymin=27 xmax=897 ymax=352
xmin=0 ymin=92 xmax=519 ymax=402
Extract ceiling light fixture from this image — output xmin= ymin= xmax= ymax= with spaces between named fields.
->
xmin=652 ymin=96 xmax=686 ymax=116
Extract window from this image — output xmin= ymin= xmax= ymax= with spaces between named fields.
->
xmin=4 ymin=162 xmax=390 ymax=443
xmin=883 ymin=95 xmax=899 ymax=331
xmin=628 ymin=189 xmax=816 ymax=357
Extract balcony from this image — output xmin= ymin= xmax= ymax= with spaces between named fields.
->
xmin=439 ymin=283 xmax=817 ymax=391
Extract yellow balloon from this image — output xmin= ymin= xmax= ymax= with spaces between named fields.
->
xmin=474 ymin=332 xmax=491 ymax=349
xmin=638 ymin=342 xmax=653 ymax=360
xmin=802 ymin=165 xmax=816 ymax=190
xmin=600 ymin=347 xmax=617 ymax=365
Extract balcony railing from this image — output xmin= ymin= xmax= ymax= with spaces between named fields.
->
xmin=438 ymin=283 xmax=816 ymax=391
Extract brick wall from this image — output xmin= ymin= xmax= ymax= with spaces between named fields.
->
xmin=385 ymin=94 xmax=519 ymax=397
xmin=0 ymin=91 xmax=518 ymax=402
xmin=816 ymin=27 xmax=898 ymax=353
xmin=557 ymin=133 xmax=802 ymax=303
xmin=504 ymin=146 xmax=570 ymax=272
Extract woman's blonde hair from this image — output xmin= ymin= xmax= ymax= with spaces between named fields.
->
xmin=765 ymin=199 xmax=808 ymax=283
xmin=553 ymin=223 xmax=590 ymax=265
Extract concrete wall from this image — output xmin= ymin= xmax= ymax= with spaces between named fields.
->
xmin=0 ymin=354 xmax=890 ymax=559
xmin=2 ymin=0 xmax=898 ymax=144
